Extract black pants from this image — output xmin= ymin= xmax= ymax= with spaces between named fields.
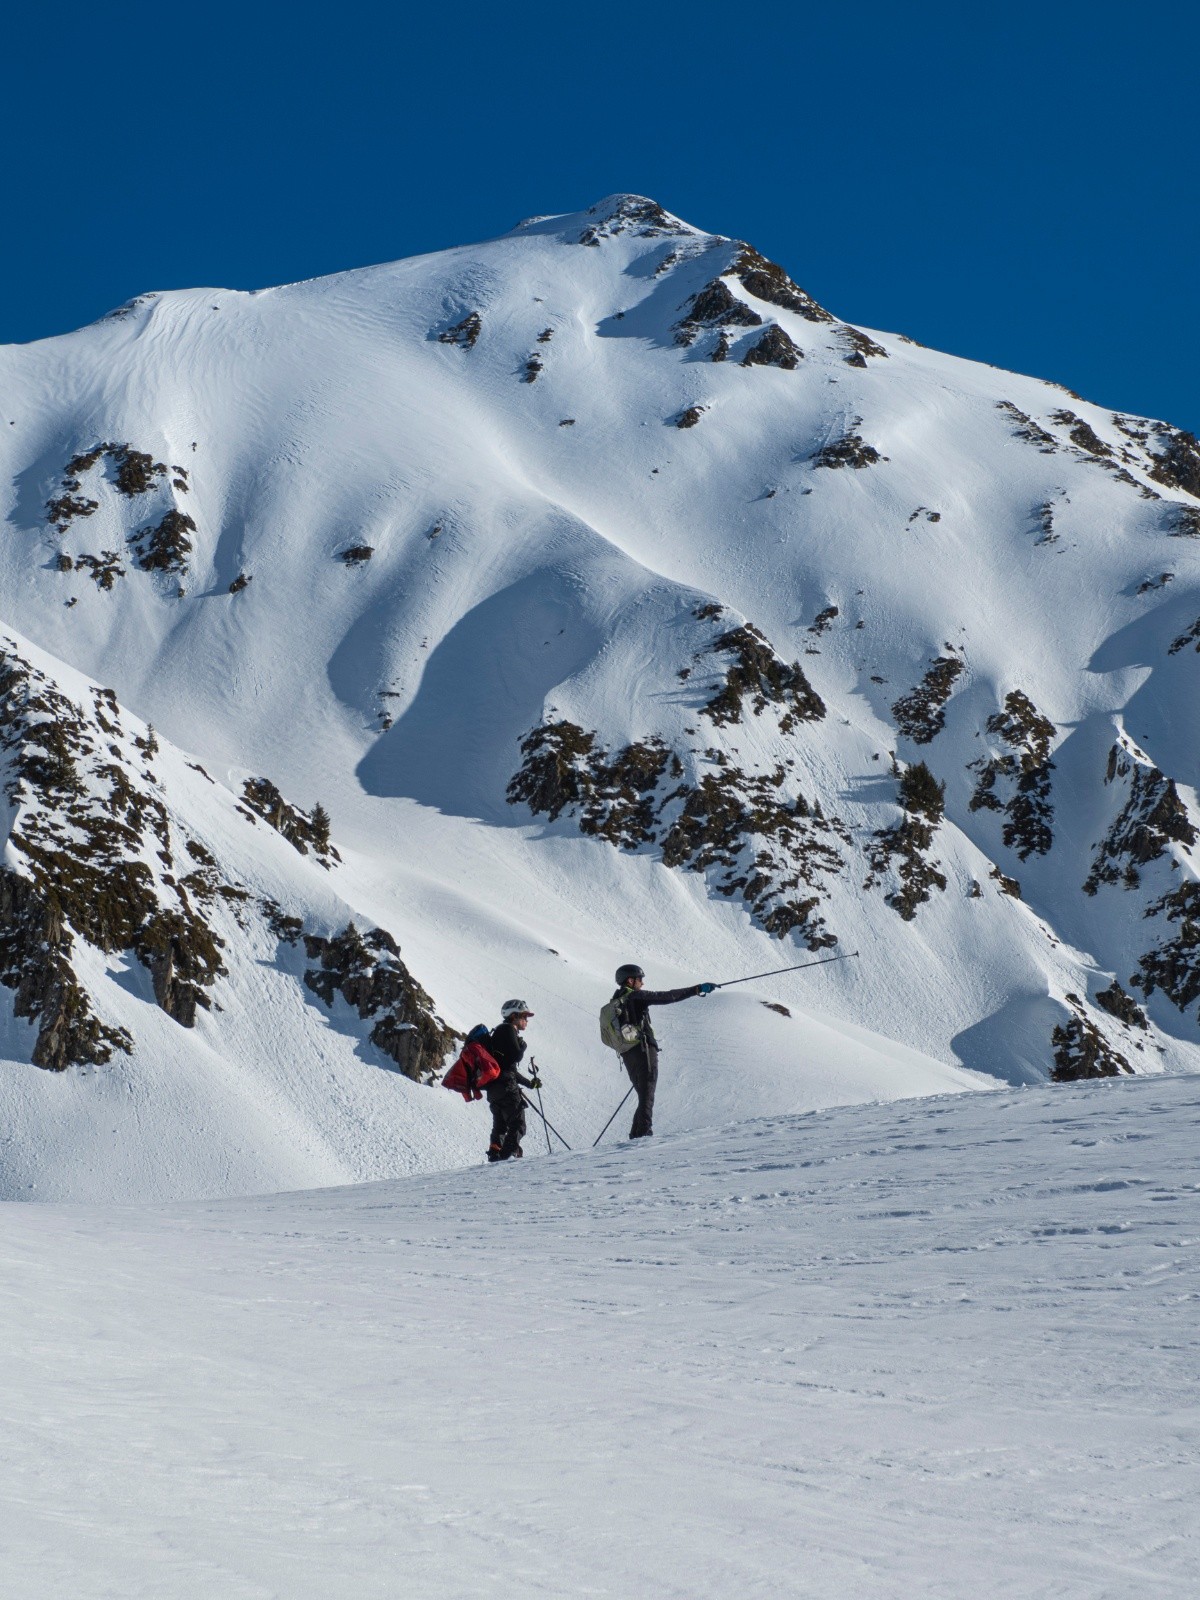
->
xmin=623 ymin=1042 xmax=659 ymax=1138
xmin=487 ymin=1075 xmax=526 ymax=1158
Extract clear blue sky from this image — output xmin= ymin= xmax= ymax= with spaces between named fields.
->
xmin=5 ymin=1 xmax=1197 ymax=432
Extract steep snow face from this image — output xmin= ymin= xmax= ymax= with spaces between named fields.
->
xmin=1 ymin=192 xmax=1199 ymax=1195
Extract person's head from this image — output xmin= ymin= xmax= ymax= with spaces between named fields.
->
xmin=615 ymin=964 xmax=644 ymax=990
xmin=501 ymin=998 xmax=534 ymax=1030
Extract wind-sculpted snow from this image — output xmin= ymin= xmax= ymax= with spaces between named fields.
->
xmin=2 ymin=192 xmax=1200 ymax=1195
xmin=2 ymin=1079 xmax=1196 ymax=1596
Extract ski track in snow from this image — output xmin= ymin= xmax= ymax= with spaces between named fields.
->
xmin=3 ymin=1075 xmax=1197 ymax=1599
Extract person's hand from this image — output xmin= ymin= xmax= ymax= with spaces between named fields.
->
xmin=698 ymin=983 xmax=716 ymax=995
xmin=527 ymin=1075 xmax=543 ymax=1090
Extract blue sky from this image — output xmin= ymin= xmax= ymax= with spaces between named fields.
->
xmin=5 ymin=1 xmax=1197 ymax=431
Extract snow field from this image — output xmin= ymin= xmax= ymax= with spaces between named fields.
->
xmin=3 ymin=1074 xmax=1196 ymax=1598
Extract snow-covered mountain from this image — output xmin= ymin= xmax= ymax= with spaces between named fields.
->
xmin=3 ymin=193 xmax=1200 ymax=1198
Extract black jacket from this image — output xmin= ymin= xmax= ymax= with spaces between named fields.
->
xmin=487 ymin=1020 xmax=528 ymax=1079
xmin=613 ymin=984 xmax=702 ymax=1050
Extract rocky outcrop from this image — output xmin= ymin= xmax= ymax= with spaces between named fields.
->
xmin=892 ymin=656 xmax=964 ymax=744
xmin=701 ymin=623 xmax=826 ymax=732
xmin=969 ymin=690 xmax=1057 ymax=859
xmin=1084 ymin=746 xmax=1196 ymax=894
xmin=813 ymin=423 xmax=885 ymax=470
xmin=300 ymin=923 xmax=457 ymax=1081
xmin=728 ymin=245 xmax=834 ymax=323
xmin=0 ymin=644 xmax=243 ymax=1063
xmin=241 ymin=779 xmax=340 ymax=866
xmin=740 ymin=326 xmax=803 ymax=369
xmin=1134 ymin=882 xmax=1200 ymax=1016
xmin=507 ymin=721 xmax=845 ymax=950
xmin=1051 ymin=997 xmax=1133 ymax=1081
xmin=437 ymin=312 xmax=482 ymax=349
xmin=45 ymin=441 xmax=197 ymax=579
xmin=864 ymin=762 xmax=948 ymax=921
xmin=1146 ymin=424 xmax=1200 ymax=498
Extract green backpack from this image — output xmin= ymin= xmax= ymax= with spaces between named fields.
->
xmin=599 ymin=994 xmax=641 ymax=1055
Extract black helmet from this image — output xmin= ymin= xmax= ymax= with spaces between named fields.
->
xmin=615 ymin=964 xmax=644 ymax=986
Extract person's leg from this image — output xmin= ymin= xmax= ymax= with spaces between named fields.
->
xmin=487 ymin=1086 xmax=507 ymax=1160
xmin=626 ymin=1045 xmax=657 ymax=1138
xmin=499 ymin=1079 xmax=526 ymax=1158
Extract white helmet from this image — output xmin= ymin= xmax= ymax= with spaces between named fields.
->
xmin=501 ymin=998 xmax=534 ymax=1019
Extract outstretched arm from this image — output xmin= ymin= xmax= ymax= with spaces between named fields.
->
xmin=638 ymin=984 xmax=705 ymax=1008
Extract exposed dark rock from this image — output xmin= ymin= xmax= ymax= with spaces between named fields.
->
xmin=302 ymin=921 xmax=456 ymax=1081
xmin=809 ymin=605 xmax=838 ymax=635
xmin=990 ymin=865 xmax=1022 ymax=898
xmin=740 ymin=325 xmax=802 ymax=370
xmin=1033 ymin=501 xmax=1058 ymax=545
xmin=229 ymin=572 xmax=251 ymax=594
xmin=702 ymin=625 xmax=826 ymax=733
xmin=1084 ymin=747 xmax=1196 ymax=894
xmin=0 ymin=867 xmax=132 ymax=1070
xmin=813 ymin=424 xmax=884 ymax=469
xmin=892 ymin=656 xmax=964 ymax=744
xmin=729 ymin=246 xmax=834 ymax=323
xmin=996 ymin=401 xmax=1058 ymax=453
xmin=969 ymin=690 xmax=1056 ymax=859
xmin=523 ymin=353 xmax=543 ymax=382
xmin=864 ymin=766 xmax=947 ymax=919
xmin=677 ymin=405 xmax=706 ymax=429
xmin=134 ymin=509 xmax=196 ymax=574
xmin=1146 ymin=424 xmax=1200 ymax=497
xmin=241 ymin=778 xmax=340 ymax=864
xmin=45 ymin=444 xmax=199 ymax=577
xmin=841 ymin=325 xmax=888 ymax=361
xmin=1052 ymin=998 xmax=1133 ymax=1080
xmin=47 ymin=493 xmax=98 ymax=530
xmin=1168 ymin=506 xmax=1200 ymax=538
xmin=677 ymin=278 xmax=763 ymax=336
xmin=1094 ymin=981 xmax=1149 ymax=1030
xmin=577 ymin=196 xmax=684 ymax=245
xmin=1134 ymin=881 xmax=1200 ymax=1014
xmin=338 ymin=545 xmax=375 ymax=567
xmin=1050 ymin=410 xmax=1113 ymax=458
xmin=0 ymin=647 xmax=241 ymax=1062
xmin=260 ymin=898 xmax=303 ymax=944
xmin=74 ymin=551 xmax=126 ymax=590
xmin=438 ymin=312 xmax=482 ymax=349
xmin=1168 ymin=616 xmax=1200 ymax=655
xmin=507 ymin=719 xmax=843 ymax=949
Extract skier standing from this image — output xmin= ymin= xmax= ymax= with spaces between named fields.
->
xmin=608 ymin=965 xmax=715 ymax=1139
xmin=486 ymin=999 xmax=541 ymax=1162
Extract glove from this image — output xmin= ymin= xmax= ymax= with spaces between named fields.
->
xmin=698 ymin=983 xmax=716 ymax=996
xmin=527 ymin=1075 xmax=543 ymax=1090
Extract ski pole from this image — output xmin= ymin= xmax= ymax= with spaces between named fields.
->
xmin=521 ymin=1093 xmax=572 ymax=1152
xmin=531 ymin=1059 xmax=551 ymax=1156
xmin=713 ymin=950 xmax=859 ymax=991
xmin=593 ymin=1087 xmax=635 ymax=1148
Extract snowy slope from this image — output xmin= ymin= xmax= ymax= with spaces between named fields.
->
xmin=3 ymin=1076 xmax=1197 ymax=1598
xmin=2 ymin=194 xmax=1200 ymax=1196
